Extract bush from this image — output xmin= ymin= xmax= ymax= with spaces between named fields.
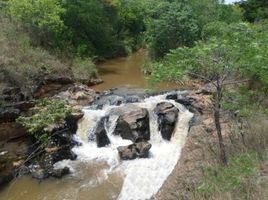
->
xmin=71 ymin=57 xmax=97 ymax=83
xmin=17 ymin=99 xmax=72 ymax=143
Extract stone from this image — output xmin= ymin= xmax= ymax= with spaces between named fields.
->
xmin=94 ymin=117 xmax=110 ymax=147
xmin=154 ymin=102 xmax=179 ymax=140
xmin=0 ymin=107 xmax=20 ymax=122
xmin=166 ymin=92 xmax=178 ymax=100
xmin=117 ymin=141 xmax=152 ymax=160
xmin=113 ymin=105 xmax=150 ymax=142
xmin=50 ymin=167 xmax=70 ymax=178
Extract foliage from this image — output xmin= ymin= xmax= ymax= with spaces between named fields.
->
xmin=72 ymin=57 xmax=98 ymax=83
xmin=218 ymin=4 xmax=243 ymax=24
xmin=223 ymin=87 xmax=263 ymax=117
xmin=197 ymin=153 xmax=259 ymax=195
xmin=8 ymin=0 xmax=65 ymax=47
xmin=146 ymin=2 xmax=199 ymax=58
xmin=148 ymin=21 xmax=268 ymax=90
xmin=17 ymin=99 xmax=72 ymax=143
xmin=0 ymin=15 xmax=71 ymax=90
xmin=239 ymin=0 xmax=268 ymax=22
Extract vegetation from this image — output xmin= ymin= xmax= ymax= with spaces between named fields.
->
xmin=238 ymin=0 xmax=268 ymax=22
xmin=197 ymin=153 xmax=259 ymax=195
xmin=17 ymin=99 xmax=72 ymax=143
xmin=1 ymin=0 xmax=268 ymax=197
xmin=0 ymin=13 xmax=96 ymax=97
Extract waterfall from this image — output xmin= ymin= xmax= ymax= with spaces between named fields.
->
xmin=56 ymin=92 xmax=193 ymax=200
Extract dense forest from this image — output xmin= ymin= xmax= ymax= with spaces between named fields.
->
xmin=0 ymin=0 xmax=268 ymax=199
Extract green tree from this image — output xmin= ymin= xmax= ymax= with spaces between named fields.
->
xmin=148 ymin=21 xmax=268 ymax=164
xmin=8 ymin=0 xmax=65 ymax=47
xmin=239 ymin=0 xmax=268 ymax=22
xmin=146 ymin=2 xmax=199 ymax=58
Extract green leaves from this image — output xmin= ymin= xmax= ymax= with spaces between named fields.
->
xmin=146 ymin=1 xmax=199 ymax=58
xmin=8 ymin=0 xmax=65 ymax=39
xmin=148 ymin=20 xmax=268 ymax=91
xmin=17 ymin=99 xmax=72 ymax=143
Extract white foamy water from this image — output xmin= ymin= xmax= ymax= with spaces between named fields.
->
xmin=57 ymin=92 xmax=193 ymax=200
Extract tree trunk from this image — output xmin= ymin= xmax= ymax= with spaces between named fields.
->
xmin=214 ymin=85 xmax=228 ymax=165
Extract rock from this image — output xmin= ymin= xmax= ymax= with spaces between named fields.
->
xmin=33 ymin=76 xmax=73 ymax=98
xmin=166 ymin=92 xmax=178 ymax=100
xmin=50 ymin=167 xmax=70 ymax=178
xmin=117 ymin=141 xmax=152 ymax=160
xmin=0 ymin=107 xmax=20 ymax=122
xmin=0 ymin=171 xmax=14 ymax=186
xmin=125 ymin=95 xmax=141 ymax=103
xmin=94 ymin=117 xmax=110 ymax=147
xmin=0 ymin=122 xmax=27 ymax=141
xmin=113 ymin=105 xmax=150 ymax=142
xmin=154 ymin=102 xmax=179 ymax=140
xmin=2 ymin=86 xmax=25 ymax=102
xmin=53 ymin=84 xmax=97 ymax=108
xmin=87 ymin=78 xmax=104 ymax=86
xmin=92 ymin=95 xmax=125 ymax=109
xmin=30 ymin=165 xmax=49 ymax=180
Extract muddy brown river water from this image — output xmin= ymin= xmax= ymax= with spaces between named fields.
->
xmin=92 ymin=49 xmax=179 ymax=91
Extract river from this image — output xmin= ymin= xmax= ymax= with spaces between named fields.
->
xmin=92 ymin=49 xmax=179 ymax=91
xmin=0 ymin=51 xmax=192 ymax=200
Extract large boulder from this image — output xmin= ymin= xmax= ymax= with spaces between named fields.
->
xmin=154 ymin=102 xmax=179 ymax=140
xmin=112 ymin=105 xmax=150 ymax=142
xmin=93 ymin=117 xmax=110 ymax=147
xmin=117 ymin=141 xmax=151 ymax=160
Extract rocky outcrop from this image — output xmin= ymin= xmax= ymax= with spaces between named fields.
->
xmin=93 ymin=117 xmax=110 ymax=147
xmin=117 ymin=141 xmax=151 ymax=160
xmin=113 ymin=105 xmax=150 ymax=142
xmin=154 ymin=102 xmax=179 ymax=140
xmin=54 ymin=84 xmax=98 ymax=109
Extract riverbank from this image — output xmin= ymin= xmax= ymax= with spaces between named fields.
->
xmin=153 ymin=90 xmax=268 ymax=200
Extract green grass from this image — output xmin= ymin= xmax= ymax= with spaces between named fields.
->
xmin=197 ymin=153 xmax=259 ymax=195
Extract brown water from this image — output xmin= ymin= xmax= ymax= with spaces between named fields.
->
xmin=0 ymin=162 xmax=123 ymax=200
xmin=92 ymin=49 xmax=179 ymax=91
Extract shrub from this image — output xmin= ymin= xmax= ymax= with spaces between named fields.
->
xmin=71 ymin=57 xmax=97 ymax=83
xmin=17 ymin=99 xmax=72 ymax=143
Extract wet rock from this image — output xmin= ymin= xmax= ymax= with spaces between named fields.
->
xmin=117 ymin=141 xmax=152 ymax=160
xmin=92 ymin=95 xmax=125 ymax=109
xmin=175 ymin=97 xmax=194 ymax=107
xmin=50 ymin=167 xmax=70 ymax=178
xmin=154 ymin=102 xmax=179 ymax=140
xmin=30 ymin=165 xmax=49 ymax=180
xmin=113 ymin=105 xmax=150 ymax=142
xmin=125 ymin=95 xmax=141 ymax=103
xmin=94 ymin=117 xmax=110 ymax=147
xmin=166 ymin=92 xmax=178 ymax=100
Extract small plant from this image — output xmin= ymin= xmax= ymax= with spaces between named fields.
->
xmin=17 ymin=99 xmax=72 ymax=143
